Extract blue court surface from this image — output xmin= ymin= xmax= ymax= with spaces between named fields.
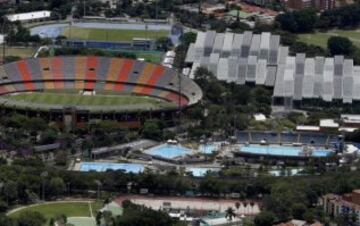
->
xmin=79 ymin=162 xmax=144 ymax=173
xmin=240 ymin=145 xmax=332 ymax=157
xmin=146 ymin=144 xmax=191 ymax=159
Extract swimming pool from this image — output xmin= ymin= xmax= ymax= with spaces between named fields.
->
xmin=240 ymin=145 xmax=332 ymax=157
xmin=146 ymin=144 xmax=191 ymax=159
xmin=80 ymin=162 xmax=144 ymax=173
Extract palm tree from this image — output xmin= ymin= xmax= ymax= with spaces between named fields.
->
xmin=225 ymin=207 xmax=236 ymax=221
xmin=235 ymin=202 xmax=240 ymax=210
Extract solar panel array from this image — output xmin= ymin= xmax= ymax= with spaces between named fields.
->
xmin=186 ymin=30 xmax=359 ymax=104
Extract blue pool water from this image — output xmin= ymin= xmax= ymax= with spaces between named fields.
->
xmin=199 ymin=144 xmax=217 ymax=154
xmin=80 ymin=162 xmax=144 ymax=173
xmin=146 ymin=144 xmax=190 ymax=159
xmin=186 ymin=168 xmax=218 ymax=177
xmin=240 ymin=145 xmax=331 ymax=157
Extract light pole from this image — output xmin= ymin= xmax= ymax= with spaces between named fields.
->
xmin=1 ymin=17 xmax=7 ymax=65
xmin=83 ymin=0 xmax=86 ymax=18
xmin=94 ymin=180 xmax=101 ymax=200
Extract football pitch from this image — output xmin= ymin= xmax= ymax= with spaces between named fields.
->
xmin=8 ymin=201 xmax=102 ymax=225
xmin=4 ymin=91 xmax=176 ymax=109
xmin=63 ymin=27 xmax=169 ymax=42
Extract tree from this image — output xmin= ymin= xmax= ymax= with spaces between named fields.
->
xmin=225 ymin=207 xmax=236 ymax=221
xmin=254 ymin=211 xmax=276 ymax=226
xmin=3 ymin=181 xmax=18 ymax=204
xmin=142 ymin=120 xmax=162 ymax=141
xmin=17 ymin=211 xmax=46 ymax=226
xmin=156 ymin=37 xmax=173 ymax=51
xmin=0 ymin=214 xmax=14 ymax=226
xmin=49 ymin=177 xmax=66 ymax=198
xmin=179 ymin=32 xmax=197 ymax=46
xmin=328 ymin=36 xmax=354 ymax=56
xmin=291 ymin=203 xmax=306 ymax=219
xmin=275 ymin=9 xmax=318 ymax=33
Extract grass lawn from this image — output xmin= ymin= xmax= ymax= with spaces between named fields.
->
xmin=4 ymin=91 xmax=176 ymax=110
xmin=1 ymin=46 xmax=36 ymax=58
xmin=9 ymin=201 xmax=103 ymax=225
xmin=298 ymin=29 xmax=360 ymax=48
xmin=136 ymin=52 xmax=163 ymax=63
xmin=62 ymin=27 xmax=169 ymax=42
xmin=5 ymin=91 xmax=176 ymax=109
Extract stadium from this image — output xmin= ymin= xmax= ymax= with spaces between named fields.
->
xmin=0 ymin=56 xmax=203 ymax=128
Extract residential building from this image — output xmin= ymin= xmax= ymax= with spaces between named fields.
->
xmin=323 ymin=189 xmax=360 ymax=223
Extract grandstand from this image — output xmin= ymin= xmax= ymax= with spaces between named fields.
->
xmin=185 ymin=31 xmax=360 ymax=108
xmin=235 ymin=131 xmax=335 ymax=146
xmin=0 ymin=56 xmax=202 ymax=127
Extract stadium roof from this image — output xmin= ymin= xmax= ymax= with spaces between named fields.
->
xmin=185 ymin=30 xmax=360 ymax=104
xmin=6 ymin=10 xmax=51 ymax=22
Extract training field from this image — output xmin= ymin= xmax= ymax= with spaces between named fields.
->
xmin=1 ymin=46 xmax=36 ymax=58
xmin=298 ymin=29 xmax=360 ymax=48
xmin=8 ymin=201 xmax=102 ymax=225
xmin=5 ymin=92 xmax=176 ymax=109
xmin=63 ymin=27 xmax=169 ymax=42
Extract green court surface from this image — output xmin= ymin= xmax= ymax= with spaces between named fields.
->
xmin=63 ymin=27 xmax=169 ymax=42
xmin=4 ymin=92 xmax=175 ymax=109
xmin=298 ymin=29 xmax=360 ymax=48
xmin=9 ymin=201 xmax=102 ymax=225
xmin=67 ymin=217 xmax=96 ymax=226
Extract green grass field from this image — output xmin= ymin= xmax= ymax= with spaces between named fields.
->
xmin=5 ymin=92 xmax=175 ymax=108
xmin=298 ymin=29 xmax=360 ymax=48
xmin=9 ymin=201 xmax=102 ymax=225
xmin=0 ymin=46 xmax=36 ymax=58
xmin=63 ymin=27 xmax=169 ymax=42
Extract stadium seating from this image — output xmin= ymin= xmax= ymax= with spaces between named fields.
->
xmin=0 ymin=56 xmax=202 ymax=108
xmin=280 ymin=133 xmax=298 ymax=143
xmin=299 ymin=133 xmax=327 ymax=145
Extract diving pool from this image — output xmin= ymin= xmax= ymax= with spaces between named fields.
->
xmin=240 ymin=145 xmax=332 ymax=157
xmin=146 ymin=144 xmax=191 ymax=159
xmin=79 ymin=162 xmax=144 ymax=173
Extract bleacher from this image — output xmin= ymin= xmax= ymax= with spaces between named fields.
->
xmin=299 ymin=133 xmax=327 ymax=146
xmin=235 ymin=131 xmax=250 ymax=143
xmin=280 ymin=133 xmax=298 ymax=143
xmin=235 ymin=131 xmax=334 ymax=146
xmin=0 ymin=56 xmax=203 ymax=108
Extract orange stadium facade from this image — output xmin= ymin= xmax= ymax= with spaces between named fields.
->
xmin=0 ymin=56 xmax=202 ymax=128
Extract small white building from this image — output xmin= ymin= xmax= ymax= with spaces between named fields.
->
xmin=320 ymin=119 xmax=339 ymax=129
xmin=296 ymin=125 xmax=320 ymax=132
xmin=341 ymin=114 xmax=360 ymax=127
xmin=253 ymin=113 xmax=266 ymax=122
xmin=6 ymin=10 xmax=51 ymax=23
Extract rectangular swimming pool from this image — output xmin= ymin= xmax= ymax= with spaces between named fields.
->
xmin=240 ymin=145 xmax=332 ymax=157
xmin=145 ymin=144 xmax=191 ymax=159
xmin=79 ymin=162 xmax=144 ymax=173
